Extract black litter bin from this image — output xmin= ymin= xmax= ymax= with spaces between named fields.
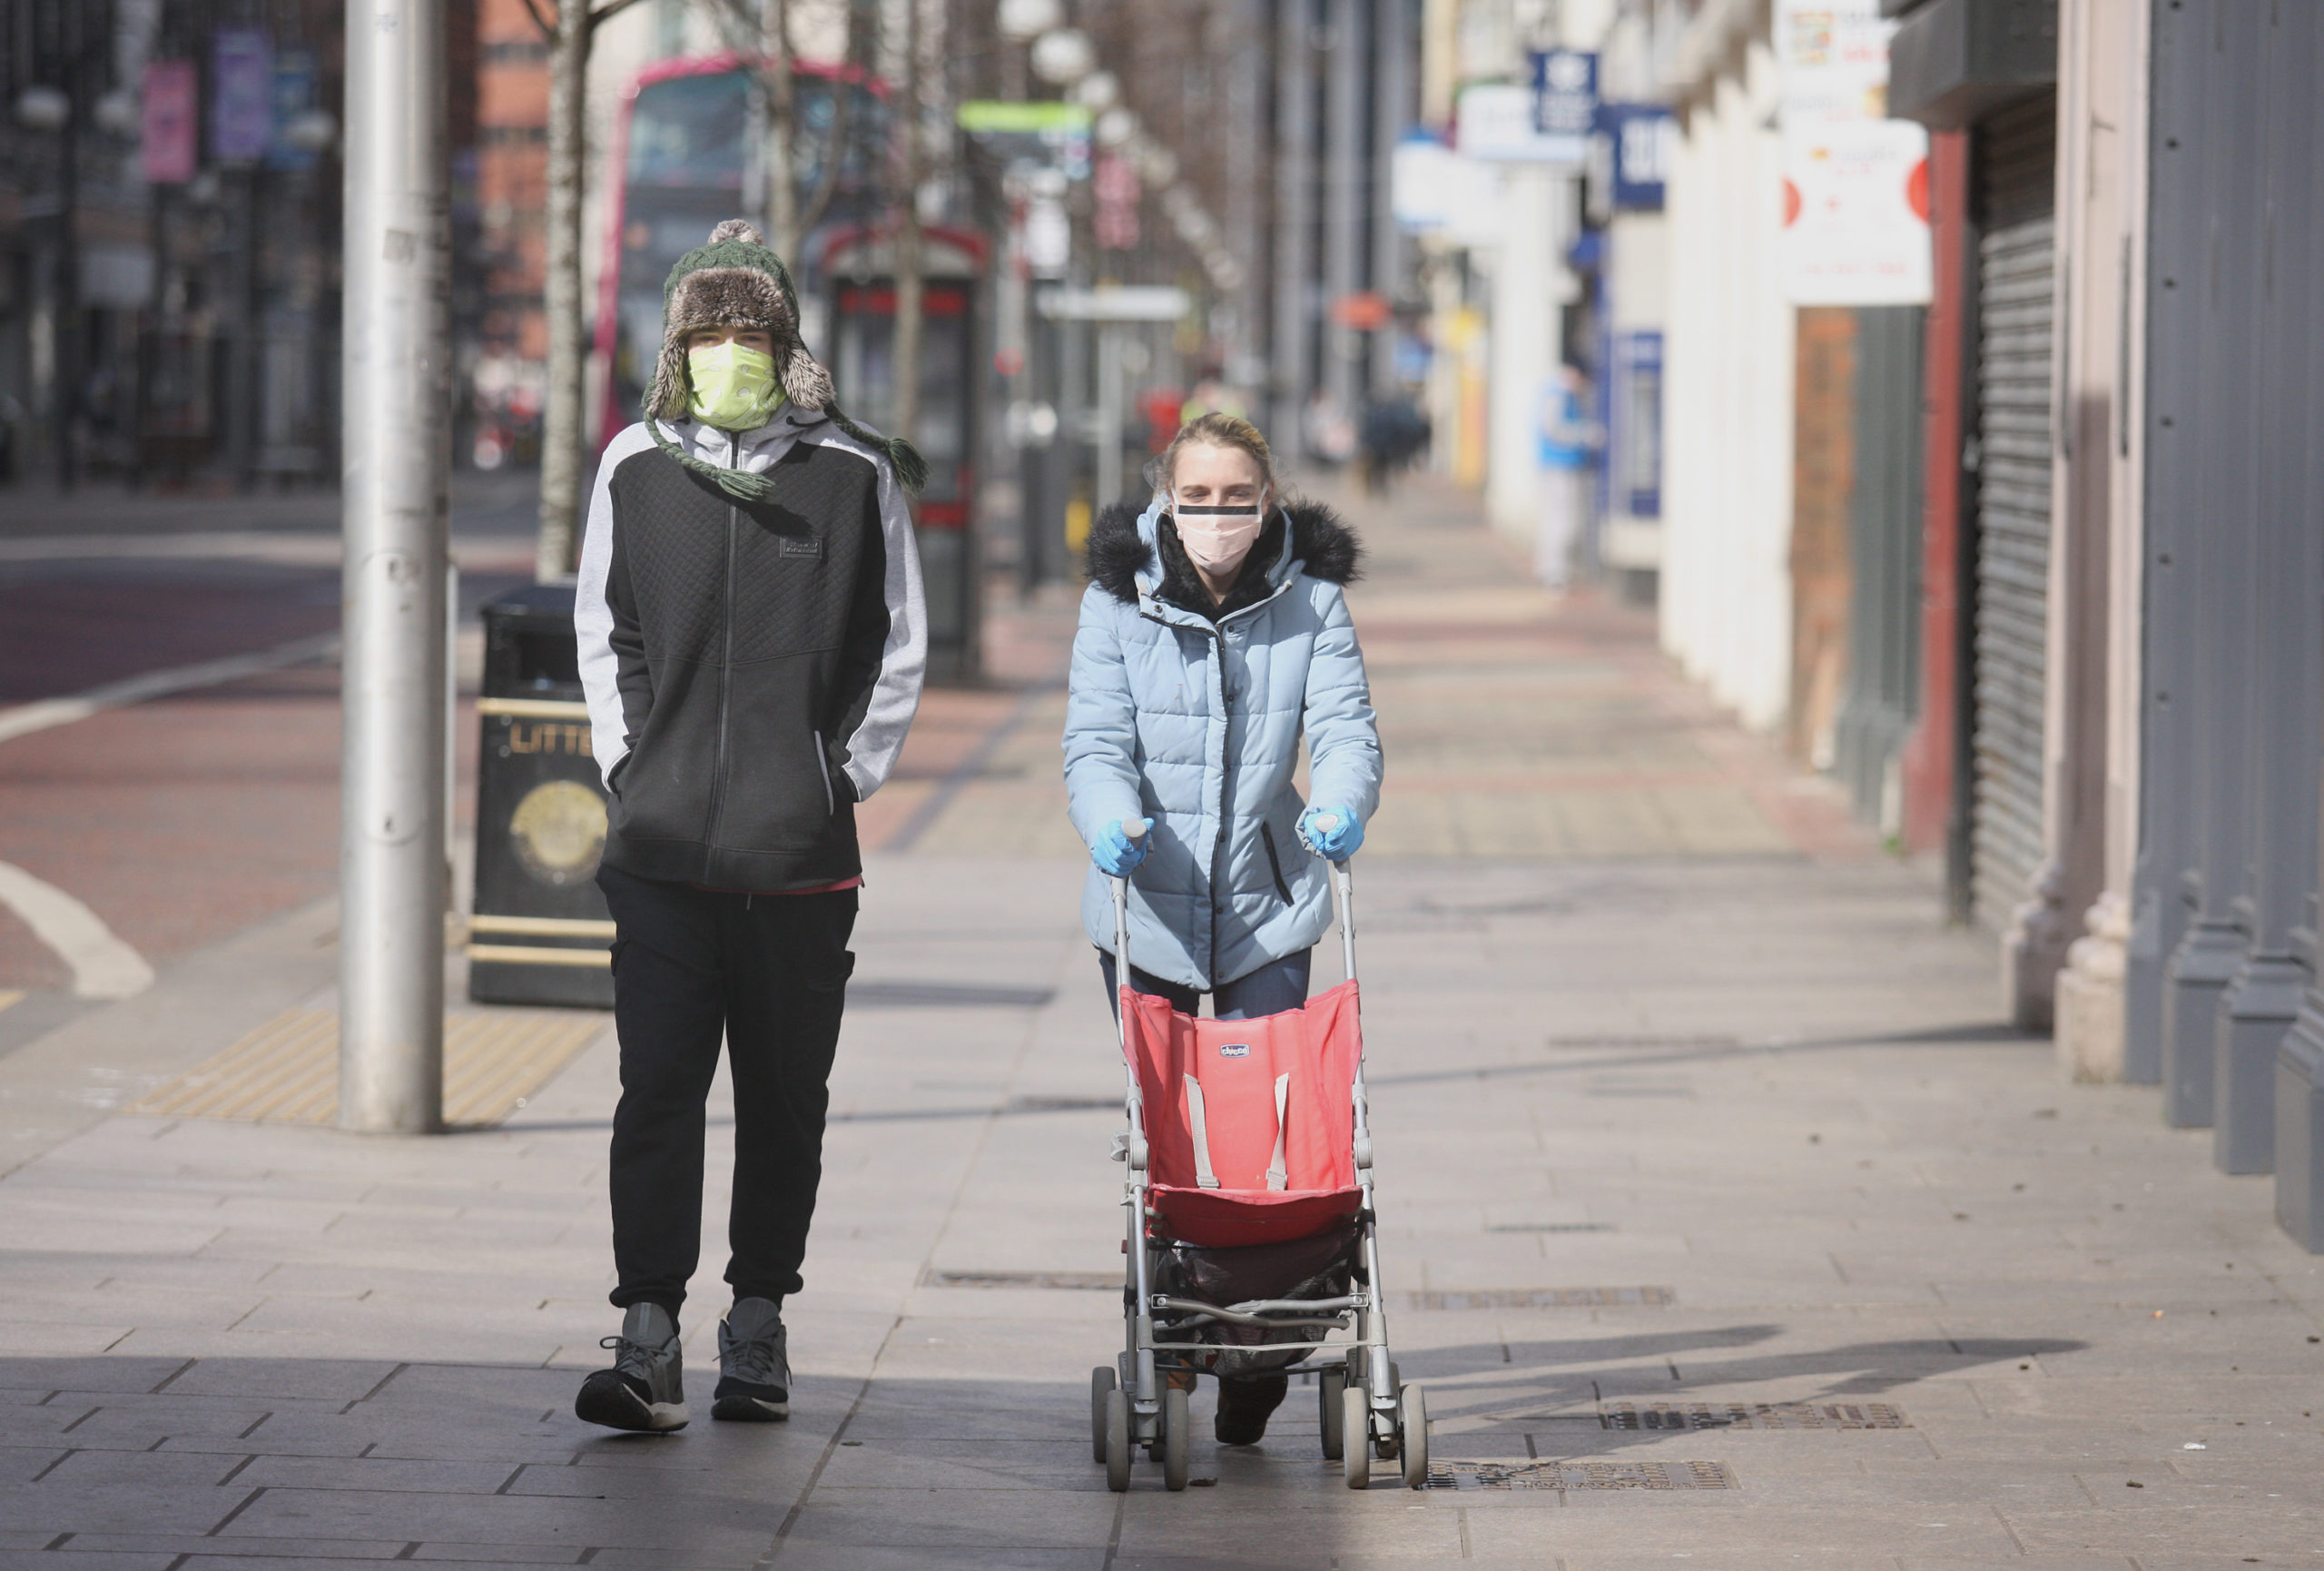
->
xmin=468 ymin=584 xmax=616 ymax=1008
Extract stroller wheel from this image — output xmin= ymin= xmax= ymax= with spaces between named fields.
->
xmin=1341 ymin=1383 xmax=1371 ymax=1489
xmin=1090 ymin=1367 xmax=1117 ymax=1465
xmin=1104 ymin=1388 xmax=1133 ymax=1492
xmin=1398 ymin=1384 xmax=1430 ymax=1490
xmin=1317 ymin=1368 xmax=1346 ymax=1459
xmin=1162 ymin=1387 xmax=1190 ymax=1491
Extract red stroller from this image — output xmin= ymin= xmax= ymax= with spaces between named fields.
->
xmin=1090 ymin=842 xmax=1426 ymax=1491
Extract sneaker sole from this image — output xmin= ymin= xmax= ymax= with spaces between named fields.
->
xmin=712 ymin=1393 xmax=790 ymax=1422
xmin=576 ymin=1379 xmax=689 ymax=1433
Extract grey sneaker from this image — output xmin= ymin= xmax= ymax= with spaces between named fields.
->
xmin=576 ymin=1303 xmax=688 ymax=1432
xmin=713 ymin=1297 xmax=791 ymax=1421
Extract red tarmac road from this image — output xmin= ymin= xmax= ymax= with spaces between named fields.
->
xmin=0 ymin=551 xmax=527 ymax=1001
xmin=0 ymin=538 xmax=1069 ymax=1012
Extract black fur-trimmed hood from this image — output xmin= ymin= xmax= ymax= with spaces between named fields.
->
xmin=1086 ymin=497 xmax=1363 ymax=612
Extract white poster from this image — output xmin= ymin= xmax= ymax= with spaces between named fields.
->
xmin=1777 ymin=0 xmax=1932 ymax=306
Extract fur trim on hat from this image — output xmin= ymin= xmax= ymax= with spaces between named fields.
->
xmin=645 ymin=220 xmax=923 ymax=491
xmin=648 ymin=220 xmax=838 ymax=421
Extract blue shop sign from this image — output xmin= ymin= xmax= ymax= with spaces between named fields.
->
xmin=1599 ymin=104 xmax=1676 ymax=211
xmin=1531 ymin=49 xmax=1599 ymax=140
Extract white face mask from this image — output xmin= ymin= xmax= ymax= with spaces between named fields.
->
xmin=1173 ymin=496 xmax=1267 ymax=575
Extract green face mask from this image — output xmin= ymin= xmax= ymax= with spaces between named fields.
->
xmin=687 ymin=340 xmax=784 ymax=430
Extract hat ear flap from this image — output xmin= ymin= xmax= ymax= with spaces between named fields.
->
xmin=782 ymin=348 xmax=834 ymax=411
xmin=648 ymin=337 xmax=693 ymax=420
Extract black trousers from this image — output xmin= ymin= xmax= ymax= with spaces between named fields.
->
xmin=597 ymin=862 xmax=858 ymax=1318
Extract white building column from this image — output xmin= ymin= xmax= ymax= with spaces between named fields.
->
xmin=2048 ymin=0 xmax=2151 ymax=1077
xmin=1484 ymin=164 xmax=1571 ymax=548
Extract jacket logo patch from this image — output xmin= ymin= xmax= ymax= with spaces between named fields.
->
xmin=1218 ymin=1043 xmax=1250 ymax=1058
xmin=779 ymin=535 xmax=822 ymax=559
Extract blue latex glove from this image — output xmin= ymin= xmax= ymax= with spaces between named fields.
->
xmin=1091 ymin=816 xmax=1151 ymax=876
xmin=1298 ymin=805 xmax=1364 ymax=862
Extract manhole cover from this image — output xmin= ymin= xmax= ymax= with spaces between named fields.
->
xmin=1602 ymin=1402 xmax=1906 ymax=1430
xmin=919 ymin=1269 xmax=1118 ymax=1290
xmin=1484 ymin=1223 xmax=1614 ymax=1234
xmin=1410 ymin=1286 xmax=1674 ymax=1310
xmin=1424 ymin=1459 xmax=1734 ymax=1491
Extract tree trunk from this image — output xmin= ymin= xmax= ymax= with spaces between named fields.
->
xmin=763 ymin=0 xmax=798 ymax=260
xmin=536 ymin=4 xmax=593 ymax=581
xmin=891 ymin=0 xmax=925 ymax=449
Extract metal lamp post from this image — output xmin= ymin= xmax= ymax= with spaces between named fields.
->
xmin=338 ymin=0 xmax=454 ymax=1134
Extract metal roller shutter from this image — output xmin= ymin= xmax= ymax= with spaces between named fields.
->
xmin=1969 ymin=92 xmax=2056 ymax=934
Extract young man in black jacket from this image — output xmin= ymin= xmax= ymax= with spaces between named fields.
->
xmin=570 ymin=221 xmax=927 ymax=1431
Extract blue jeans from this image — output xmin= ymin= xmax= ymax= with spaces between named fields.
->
xmin=1098 ymin=948 xmax=1314 ymax=1021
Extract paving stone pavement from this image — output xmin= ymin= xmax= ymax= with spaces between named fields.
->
xmin=0 ymin=481 xmax=2319 ymax=1568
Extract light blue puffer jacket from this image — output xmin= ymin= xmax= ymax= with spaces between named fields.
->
xmin=1064 ymin=496 xmax=1383 ymax=991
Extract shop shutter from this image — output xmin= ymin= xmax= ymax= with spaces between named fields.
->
xmin=1968 ymin=92 xmax=2057 ymax=934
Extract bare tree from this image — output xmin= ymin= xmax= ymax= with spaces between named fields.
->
xmin=523 ymin=0 xmax=648 ymax=581
xmin=891 ymin=0 xmax=925 ymax=449
xmin=702 ymin=0 xmax=862 ymax=262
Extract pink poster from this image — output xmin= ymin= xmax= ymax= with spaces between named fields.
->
xmin=143 ymin=60 xmax=198 ymax=183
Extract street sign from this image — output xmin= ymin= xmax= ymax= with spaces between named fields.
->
xmin=1532 ymin=49 xmax=1598 ymax=139
xmin=212 ymin=29 xmax=273 ymax=163
xmin=958 ymin=100 xmax=1091 ymax=180
xmin=142 ymin=61 xmax=198 ymax=183
xmin=1776 ymin=0 xmax=1931 ymax=305
xmin=1457 ymin=83 xmax=1583 ymax=165
xmin=1600 ymin=104 xmax=1676 ymax=211
xmin=1036 ymin=285 xmax=1190 ymax=322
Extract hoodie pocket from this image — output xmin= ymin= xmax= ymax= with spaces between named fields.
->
xmin=1257 ymin=822 xmax=1295 ymax=905
xmin=812 ymin=729 xmax=836 ymax=815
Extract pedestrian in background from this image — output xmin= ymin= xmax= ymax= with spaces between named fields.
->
xmin=571 ymin=221 xmax=927 ymax=1433
xmin=1535 ymin=363 xmax=1600 ymax=588
xmin=1063 ymin=411 xmax=1384 ymax=1445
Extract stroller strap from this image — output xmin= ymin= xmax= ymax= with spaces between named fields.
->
xmin=1266 ymin=1074 xmax=1290 ymax=1191
xmin=1183 ymin=1076 xmax=1222 ymax=1189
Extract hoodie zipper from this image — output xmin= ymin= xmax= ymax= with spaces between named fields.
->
xmin=702 ymin=428 xmax=741 ymax=874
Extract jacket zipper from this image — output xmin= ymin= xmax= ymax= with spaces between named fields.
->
xmin=702 ymin=429 xmax=741 ymax=874
xmin=1258 ymin=822 xmax=1294 ymax=905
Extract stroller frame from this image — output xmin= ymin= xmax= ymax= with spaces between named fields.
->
xmin=1091 ymin=855 xmax=1427 ymax=1491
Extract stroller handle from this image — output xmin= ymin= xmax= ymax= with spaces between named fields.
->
xmin=1109 ymin=840 xmax=1359 ymax=989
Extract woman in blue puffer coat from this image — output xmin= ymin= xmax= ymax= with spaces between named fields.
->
xmin=1065 ymin=411 xmax=1383 ymax=1027
xmin=1063 ymin=412 xmax=1382 ymax=1447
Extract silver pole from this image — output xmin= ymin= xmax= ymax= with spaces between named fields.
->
xmin=339 ymin=0 xmax=452 ymax=1135
xmin=1096 ymin=325 xmax=1124 ymax=511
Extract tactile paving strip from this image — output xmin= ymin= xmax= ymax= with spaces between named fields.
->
xmin=1602 ymin=1401 xmax=1907 ymax=1430
xmin=1424 ymin=1459 xmax=1735 ymax=1491
xmin=130 ymin=1008 xmax=606 ymax=1127
xmin=1410 ymin=1286 xmax=1675 ymax=1309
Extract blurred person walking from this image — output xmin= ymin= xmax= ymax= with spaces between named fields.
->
xmin=1062 ymin=412 xmax=1383 ymax=1445
xmin=571 ymin=222 xmax=927 ymax=1432
xmin=1535 ymin=364 xmax=1600 ymax=588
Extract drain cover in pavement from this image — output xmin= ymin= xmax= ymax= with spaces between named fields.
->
xmin=920 ymin=1269 xmax=1119 ymax=1290
xmin=1484 ymin=1223 xmax=1615 ymax=1234
xmin=1410 ymin=1286 xmax=1674 ymax=1309
xmin=1424 ymin=1459 xmax=1734 ymax=1491
xmin=1602 ymin=1401 xmax=1906 ymax=1430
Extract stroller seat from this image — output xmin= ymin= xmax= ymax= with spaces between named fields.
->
xmin=1122 ymin=981 xmax=1365 ymax=1249
xmin=1094 ymin=849 xmax=1424 ymax=1491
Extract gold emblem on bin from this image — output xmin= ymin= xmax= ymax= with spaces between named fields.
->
xmin=508 ymin=779 xmax=608 ymax=884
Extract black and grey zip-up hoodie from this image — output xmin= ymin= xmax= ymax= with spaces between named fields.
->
xmin=575 ymin=408 xmax=926 ymax=891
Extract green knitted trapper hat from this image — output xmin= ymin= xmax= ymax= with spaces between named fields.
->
xmin=645 ymin=219 xmax=927 ymax=497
